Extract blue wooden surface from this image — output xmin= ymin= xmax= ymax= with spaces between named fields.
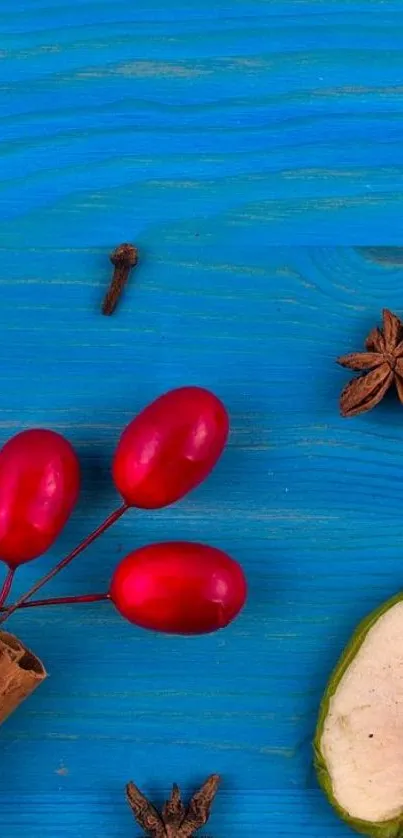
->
xmin=1 ymin=3 xmax=403 ymax=837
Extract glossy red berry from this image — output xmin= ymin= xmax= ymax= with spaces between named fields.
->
xmin=113 ymin=387 xmax=229 ymax=509
xmin=0 ymin=429 xmax=80 ymax=568
xmin=110 ymin=541 xmax=247 ymax=635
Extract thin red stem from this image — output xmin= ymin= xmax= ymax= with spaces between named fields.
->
xmin=0 ymin=592 xmax=110 ymax=612
xmin=0 ymin=567 xmax=15 ymax=608
xmin=0 ymin=503 xmax=128 ymax=625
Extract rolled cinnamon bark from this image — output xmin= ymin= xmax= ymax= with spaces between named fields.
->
xmin=0 ymin=631 xmax=46 ymax=725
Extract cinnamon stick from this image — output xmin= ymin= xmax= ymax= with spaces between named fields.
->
xmin=0 ymin=631 xmax=46 ymax=725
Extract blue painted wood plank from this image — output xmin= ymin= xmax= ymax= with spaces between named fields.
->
xmin=1 ymin=1 xmax=403 ymax=835
xmin=2 ymin=245 xmax=403 ymax=836
xmin=1 ymin=2 xmax=403 ymax=243
xmin=0 ymin=791 xmax=354 ymax=838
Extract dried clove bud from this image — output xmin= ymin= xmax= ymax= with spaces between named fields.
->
xmin=101 ymin=243 xmax=138 ymax=315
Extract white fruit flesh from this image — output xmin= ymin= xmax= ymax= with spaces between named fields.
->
xmin=321 ymin=601 xmax=403 ymax=823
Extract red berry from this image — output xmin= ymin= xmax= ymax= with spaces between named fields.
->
xmin=112 ymin=387 xmax=229 ymax=509
xmin=0 ymin=429 xmax=80 ymax=568
xmin=110 ymin=542 xmax=247 ymax=635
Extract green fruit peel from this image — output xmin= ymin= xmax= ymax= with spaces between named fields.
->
xmin=314 ymin=593 xmax=403 ymax=838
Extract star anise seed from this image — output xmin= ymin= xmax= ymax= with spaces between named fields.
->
xmin=338 ymin=309 xmax=403 ymax=418
xmin=126 ymin=774 xmax=220 ymax=837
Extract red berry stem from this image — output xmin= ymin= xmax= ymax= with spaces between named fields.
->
xmin=0 ymin=503 xmax=128 ymax=625
xmin=0 ymin=568 xmax=15 ymax=608
xmin=0 ymin=592 xmax=110 ymax=612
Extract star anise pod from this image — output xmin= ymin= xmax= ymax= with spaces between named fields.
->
xmin=338 ymin=309 xmax=403 ymax=418
xmin=126 ymin=774 xmax=220 ymax=837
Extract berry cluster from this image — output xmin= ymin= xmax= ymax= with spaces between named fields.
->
xmin=0 ymin=387 xmax=247 ymax=635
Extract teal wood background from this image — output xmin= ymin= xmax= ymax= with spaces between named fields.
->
xmin=1 ymin=2 xmax=403 ymax=837
xmin=1 ymin=0 xmax=403 ymax=246
xmin=3 ymin=245 xmax=403 ymax=836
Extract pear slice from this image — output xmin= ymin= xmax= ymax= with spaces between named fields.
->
xmin=314 ymin=593 xmax=403 ymax=837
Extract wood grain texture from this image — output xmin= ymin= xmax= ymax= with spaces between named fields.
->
xmin=1 ymin=1 xmax=403 ymax=245
xmin=2 ymin=244 xmax=403 ymax=835
xmin=1 ymin=2 xmax=403 ymax=836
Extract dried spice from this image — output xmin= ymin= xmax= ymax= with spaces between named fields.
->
xmin=338 ymin=309 xmax=403 ymax=417
xmin=102 ymin=243 xmax=138 ymax=315
xmin=0 ymin=631 xmax=46 ymax=725
xmin=126 ymin=774 xmax=220 ymax=837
